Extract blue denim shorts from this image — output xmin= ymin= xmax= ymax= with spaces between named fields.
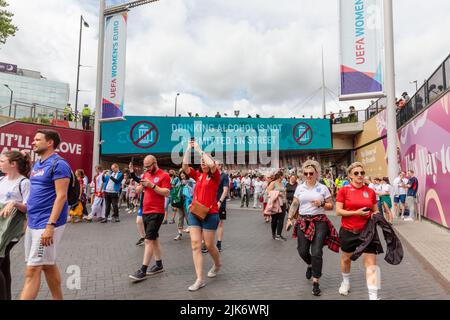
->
xmin=394 ymin=195 xmax=406 ymax=204
xmin=188 ymin=212 xmax=220 ymax=231
xmin=165 ymin=197 xmax=171 ymax=211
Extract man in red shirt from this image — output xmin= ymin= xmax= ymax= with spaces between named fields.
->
xmin=129 ymin=155 xmax=171 ymax=282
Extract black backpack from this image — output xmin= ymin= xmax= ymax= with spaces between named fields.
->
xmin=50 ymin=158 xmax=80 ymax=207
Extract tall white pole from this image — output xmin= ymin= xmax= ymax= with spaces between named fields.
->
xmin=92 ymin=0 xmax=105 ymax=178
xmin=321 ymin=47 xmax=326 ymax=118
xmin=384 ymin=0 xmax=398 ymax=185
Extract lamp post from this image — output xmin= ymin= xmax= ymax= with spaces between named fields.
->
xmin=383 ymin=0 xmax=398 ymax=191
xmin=75 ymin=15 xmax=90 ymax=128
xmin=174 ymin=93 xmax=180 ymax=117
xmin=3 ymin=84 xmax=13 ymax=118
xmin=92 ymin=0 xmax=161 ymax=178
xmin=410 ymin=80 xmax=418 ymax=93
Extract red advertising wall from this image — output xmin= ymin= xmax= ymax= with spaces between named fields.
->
xmin=0 ymin=121 xmax=94 ymax=179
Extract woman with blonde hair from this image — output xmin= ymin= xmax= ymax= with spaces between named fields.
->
xmin=286 ymin=160 xmax=339 ymax=296
xmin=336 ymin=162 xmax=381 ymax=300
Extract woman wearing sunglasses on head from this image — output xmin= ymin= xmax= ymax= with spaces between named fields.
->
xmin=286 ymin=160 xmax=339 ymax=297
xmin=336 ymin=162 xmax=381 ymax=300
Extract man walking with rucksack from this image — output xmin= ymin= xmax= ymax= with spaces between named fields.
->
xmin=20 ymin=129 xmax=72 ymax=300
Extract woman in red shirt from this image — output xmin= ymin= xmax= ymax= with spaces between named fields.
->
xmin=182 ymin=140 xmax=221 ymax=292
xmin=336 ymin=162 xmax=381 ymax=300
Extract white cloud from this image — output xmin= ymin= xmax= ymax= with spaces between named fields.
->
xmin=2 ymin=0 xmax=450 ymax=118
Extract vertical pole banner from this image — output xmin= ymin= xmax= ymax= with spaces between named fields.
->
xmin=339 ymin=0 xmax=385 ymax=100
xmin=102 ymin=12 xmax=128 ymax=120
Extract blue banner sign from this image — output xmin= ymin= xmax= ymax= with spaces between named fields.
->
xmin=101 ymin=116 xmax=332 ymax=155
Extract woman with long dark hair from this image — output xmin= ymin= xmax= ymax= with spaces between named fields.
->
xmin=0 ymin=151 xmax=31 ymax=300
xmin=264 ymin=170 xmax=287 ymax=241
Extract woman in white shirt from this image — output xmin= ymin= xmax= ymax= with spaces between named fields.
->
xmin=286 ymin=160 xmax=337 ymax=297
xmin=0 ymin=151 xmax=31 ymax=300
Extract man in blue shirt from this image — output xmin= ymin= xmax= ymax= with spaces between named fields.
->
xmin=20 ymin=129 xmax=71 ymax=300
xmin=405 ymin=170 xmax=419 ymax=221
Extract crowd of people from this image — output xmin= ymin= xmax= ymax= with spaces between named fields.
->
xmin=0 ymin=129 xmax=420 ymax=300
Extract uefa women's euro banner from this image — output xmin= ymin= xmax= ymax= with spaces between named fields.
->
xmin=339 ymin=0 xmax=385 ymax=100
xmin=102 ymin=12 xmax=128 ymax=120
xmin=398 ymin=92 xmax=450 ymax=228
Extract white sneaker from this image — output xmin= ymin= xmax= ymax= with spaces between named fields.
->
xmin=207 ymin=265 xmax=221 ymax=278
xmin=404 ymin=217 xmax=414 ymax=221
xmin=188 ymin=279 xmax=206 ymax=291
xmin=339 ymin=281 xmax=351 ymax=296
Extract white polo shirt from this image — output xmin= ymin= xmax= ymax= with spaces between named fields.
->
xmin=294 ymin=182 xmax=331 ymax=216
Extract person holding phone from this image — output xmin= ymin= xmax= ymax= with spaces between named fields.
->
xmin=336 ymin=162 xmax=380 ymax=300
xmin=182 ymin=139 xmax=222 ymax=292
xmin=286 ymin=160 xmax=338 ymax=297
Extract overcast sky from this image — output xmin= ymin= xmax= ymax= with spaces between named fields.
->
xmin=1 ymin=0 xmax=450 ymax=118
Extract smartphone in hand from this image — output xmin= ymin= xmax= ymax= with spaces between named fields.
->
xmin=362 ymin=207 xmax=371 ymax=212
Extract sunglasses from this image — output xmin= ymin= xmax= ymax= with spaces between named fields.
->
xmin=143 ymin=163 xmax=155 ymax=169
xmin=353 ymin=171 xmax=366 ymax=176
xmin=303 ymin=172 xmax=315 ymax=177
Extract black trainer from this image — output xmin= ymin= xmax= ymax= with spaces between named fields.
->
xmin=306 ymin=266 xmax=313 ymax=280
xmin=312 ymin=282 xmax=321 ymax=296
xmin=129 ymin=269 xmax=148 ymax=282
xmin=135 ymin=238 xmax=145 ymax=246
xmin=202 ymin=245 xmax=208 ymax=254
xmin=100 ymin=218 xmax=108 ymax=223
xmin=115 ymin=217 xmax=120 ymax=223
xmin=146 ymin=264 xmax=164 ymax=276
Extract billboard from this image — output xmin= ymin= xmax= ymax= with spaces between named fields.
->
xmin=101 ymin=116 xmax=333 ymax=155
xmin=0 ymin=62 xmax=17 ymax=74
xmin=339 ymin=0 xmax=385 ymax=100
xmin=102 ymin=12 xmax=128 ymax=121
xmin=0 ymin=122 xmax=94 ymax=180
xmin=356 ymin=91 xmax=450 ymax=228
xmin=398 ymin=92 xmax=450 ymax=228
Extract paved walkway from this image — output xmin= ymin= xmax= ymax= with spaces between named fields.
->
xmin=9 ymin=200 xmax=450 ymax=300
xmin=394 ymin=218 xmax=450 ymax=288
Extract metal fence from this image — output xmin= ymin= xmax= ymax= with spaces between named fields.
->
xmin=324 ymin=109 xmax=369 ymax=124
xmin=365 ymin=53 xmax=449 ymax=128
xmin=0 ymin=101 xmax=95 ymax=130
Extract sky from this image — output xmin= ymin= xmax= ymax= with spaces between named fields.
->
xmin=1 ymin=0 xmax=450 ymax=118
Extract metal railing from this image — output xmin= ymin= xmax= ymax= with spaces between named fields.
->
xmin=364 ymin=53 xmax=449 ymax=127
xmin=324 ymin=109 xmax=368 ymax=124
xmin=0 ymin=101 xmax=95 ymax=130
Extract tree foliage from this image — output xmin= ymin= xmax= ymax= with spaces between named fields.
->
xmin=0 ymin=0 xmax=18 ymax=45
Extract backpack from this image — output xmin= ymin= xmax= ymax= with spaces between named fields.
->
xmin=170 ymin=184 xmax=184 ymax=209
xmin=50 ymin=158 xmax=80 ymax=207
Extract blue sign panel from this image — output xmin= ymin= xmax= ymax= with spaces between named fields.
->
xmin=101 ymin=116 xmax=332 ymax=155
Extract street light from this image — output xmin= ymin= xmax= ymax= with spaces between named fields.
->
xmin=174 ymin=93 xmax=180 ymax=117
xmin=75 ymin=15 xmax=90 ymax=128
xmin=410 ymin=80 xmax=418 ymax=93
xmin=3 ymin=84 xmax=13 ymax=118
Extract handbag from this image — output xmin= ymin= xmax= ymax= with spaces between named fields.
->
xmin=189 ymin=199 xmax=210 ymax=221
